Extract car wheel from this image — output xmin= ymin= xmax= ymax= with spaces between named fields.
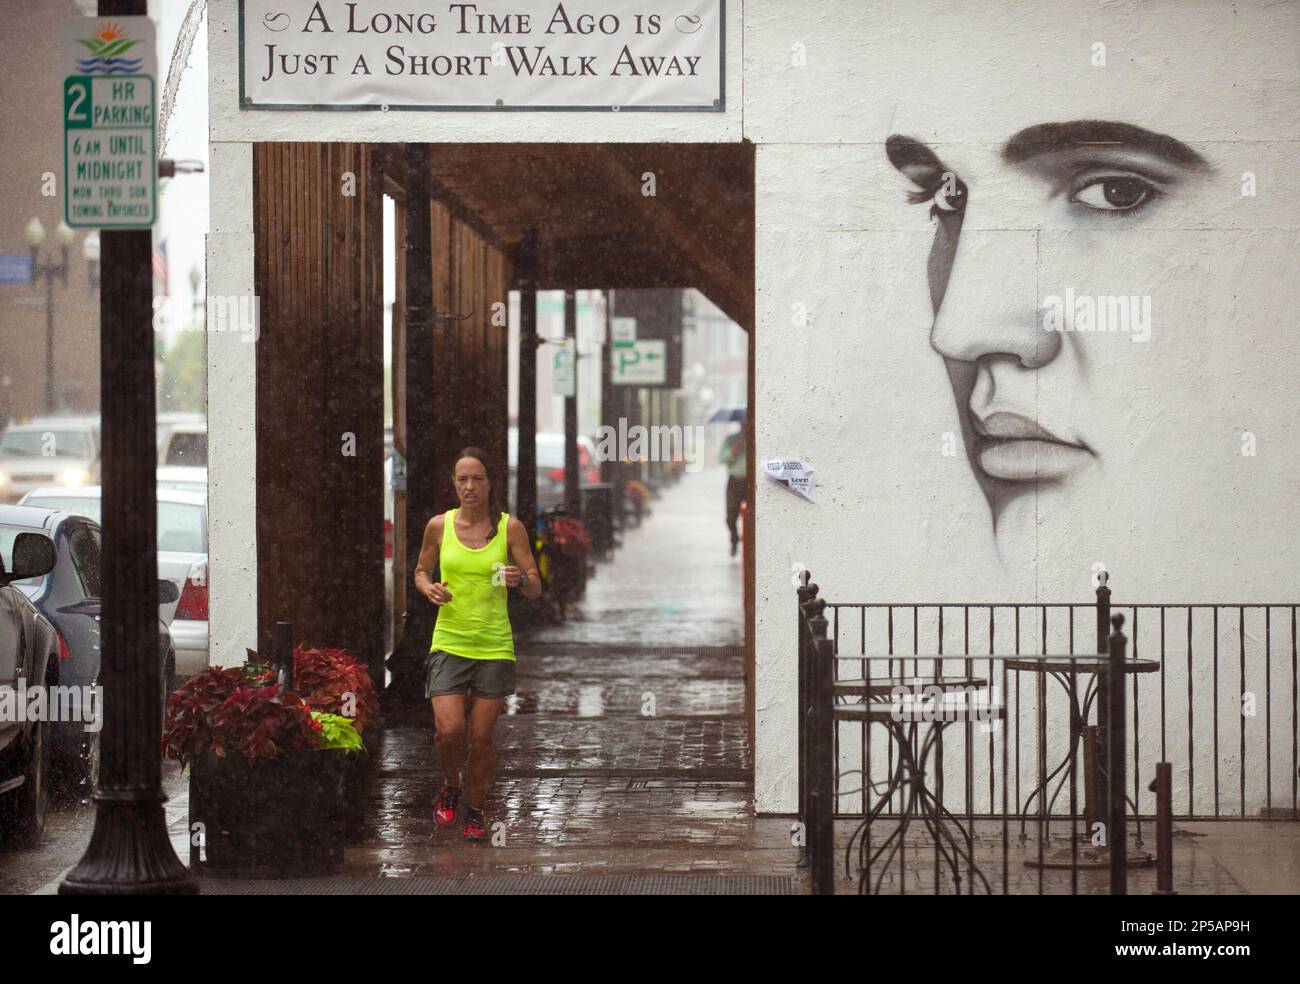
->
xmin=4 ymin=717 xmax=51 ymax=847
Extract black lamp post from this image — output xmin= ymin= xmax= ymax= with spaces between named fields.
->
xmin=59 ymin=0 xmax=196 ymax=896
xmin=24 ymin=219 xmax=100 ymax=413
xmin=26 ymin=218 xmax=72 ymax=413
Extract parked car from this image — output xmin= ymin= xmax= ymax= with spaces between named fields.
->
xmin=0 ymin=417 xmax=101 ymax=504
xmin=156 ymin=412 xmax=204 ymax=461
xmin=18 ymin=487 xmax=209 ymax=678
xmin=0 ymin=505 xmax=178 ymax=793
xmin=156 ymin=465 xmax=207 ymax=496
xmin=507 ymin=428 xmax=602 ymax=516
xmin=0 ymin=526 xmax=57 ymax=846
xmin=159 ymin=422 xmax=207 ymax=468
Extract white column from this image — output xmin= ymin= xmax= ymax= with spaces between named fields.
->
xmin=205 ymin=139 xmax=257 ymax=668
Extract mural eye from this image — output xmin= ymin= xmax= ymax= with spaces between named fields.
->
xmin=1072 ymin=176 xmax=1154 ymax=211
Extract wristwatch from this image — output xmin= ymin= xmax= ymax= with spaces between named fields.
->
xmin=518 ymin=569 xmax=530 ymax=588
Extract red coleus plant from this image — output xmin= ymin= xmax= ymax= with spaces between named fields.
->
xmin=208 ymin=685 xmax=322 ymax=764
xmin=549 ymin=515 xmax=592 ymax=556
xmin=163 ymin=665 xmax=321 ymax=767
xmin=291 ymin=643 xmax=381 ymax=736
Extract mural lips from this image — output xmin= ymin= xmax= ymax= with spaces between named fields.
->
xmin=972 ymin=411 xmax=1090 ymax=482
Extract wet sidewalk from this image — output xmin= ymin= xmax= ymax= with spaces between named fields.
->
xmin=32 ymin=466 xmax=787 ymax=895
xmin=530 ymin=464 xmax=746 ymax=648
xmin=337 ymin=466 xmax=786 ymax=886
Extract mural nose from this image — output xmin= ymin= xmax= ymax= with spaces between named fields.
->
xmin=929 ymin=230 xmax=1059 ymax=369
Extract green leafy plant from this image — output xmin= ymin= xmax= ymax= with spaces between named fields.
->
xmin=312 ymin=712 xmax=363 ymax=753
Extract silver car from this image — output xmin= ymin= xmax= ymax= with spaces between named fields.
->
xmin=17 ymin=486 xmax=209 ymax=678
xmin=0 ymin=528 xmax=58 ymax=845
xmin=156 ymin=465 xmax=208 ymax=496
xmin=0 ymin=418 xmax=101 ymax=504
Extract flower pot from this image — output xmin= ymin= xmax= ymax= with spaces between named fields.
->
xmin=338 ymin=748 xmax=370 ymax=843
xmin=189 ymin=747 xmax=346 ymax=878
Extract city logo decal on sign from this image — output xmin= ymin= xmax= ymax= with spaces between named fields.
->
xmin=73 ymin=22 xmax=145 ymax=75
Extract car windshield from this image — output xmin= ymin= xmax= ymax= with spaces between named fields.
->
xmin=165 ymin=432 xmax=207 ymax=466
xmin=0 ymin=429 xmax=93 ymax=459
xmin=157 ymin=501 xmax=206 ymax=553
xmin=0 ymin=525 xmax=46 ymax=589
xmin=20 ymin=496 xmax=205 ymax=553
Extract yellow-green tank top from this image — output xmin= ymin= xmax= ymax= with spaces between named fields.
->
xmin=430 ymin=508 xmax=515 ymax=661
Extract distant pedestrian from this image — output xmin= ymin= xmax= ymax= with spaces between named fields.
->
xmin=719 ymin=425 xmax=747 ymax=556
xmin=413 ymin=446 xmax=541 ymax=842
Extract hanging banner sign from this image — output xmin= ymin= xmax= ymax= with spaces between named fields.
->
xmin=239 ymin=1 xmax=724 ymax=111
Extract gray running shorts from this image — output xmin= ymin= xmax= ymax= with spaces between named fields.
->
xmin=424 ymin=649 xmax=516 ymax=699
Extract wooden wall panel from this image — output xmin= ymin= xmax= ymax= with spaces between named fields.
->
xmin=253 ymin=143 xmax=385 ymax=678
xmin=417 ymin=196 xmax=511 ymax=522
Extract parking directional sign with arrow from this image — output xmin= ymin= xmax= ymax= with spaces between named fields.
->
xmin=612 ymin=339 xmax=666 ymax=386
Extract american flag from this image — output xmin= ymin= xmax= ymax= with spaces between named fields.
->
xmin=152 ymin=239 xmax=169 ymax=297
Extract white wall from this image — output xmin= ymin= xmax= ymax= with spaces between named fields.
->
xmin=748 ymin=0 xmax=1300 ymax=812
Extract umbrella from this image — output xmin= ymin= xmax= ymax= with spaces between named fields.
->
xmin=706 ymin=406 xmax=746 ymax=425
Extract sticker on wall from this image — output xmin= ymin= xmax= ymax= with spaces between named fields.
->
xmin=763 ymin=459 xmax=816 ymax=502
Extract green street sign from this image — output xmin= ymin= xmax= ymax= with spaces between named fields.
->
xmin=63 ymin=18 xmax=157 ymax=229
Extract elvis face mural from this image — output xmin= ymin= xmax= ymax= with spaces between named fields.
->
xmin=886 ymin=123 xmax=1214 ymax=539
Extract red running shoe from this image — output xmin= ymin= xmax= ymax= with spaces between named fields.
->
xmin=463 ymin=805 xmax=488 ymax=843
xmin=434 ymin=783 xmax=460 ymax=827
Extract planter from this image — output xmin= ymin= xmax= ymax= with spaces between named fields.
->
xmin=338 ymin=747 xmax=371 ymax=843
xmin=552 ymin=550 xmax=588 ymax=600
xmin=189 ymin=746 xmax=346 ymax=878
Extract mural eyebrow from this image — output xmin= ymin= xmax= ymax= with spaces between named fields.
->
xmin=1001 ymin=121 xmax=1210 ymax=170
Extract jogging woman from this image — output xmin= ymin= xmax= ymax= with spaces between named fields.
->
xmin=413 ymin=446 xmax=541 ymax=842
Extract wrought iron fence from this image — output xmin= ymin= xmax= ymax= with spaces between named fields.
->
xmin=797 ymin=571 xmax=1299 ymax=896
